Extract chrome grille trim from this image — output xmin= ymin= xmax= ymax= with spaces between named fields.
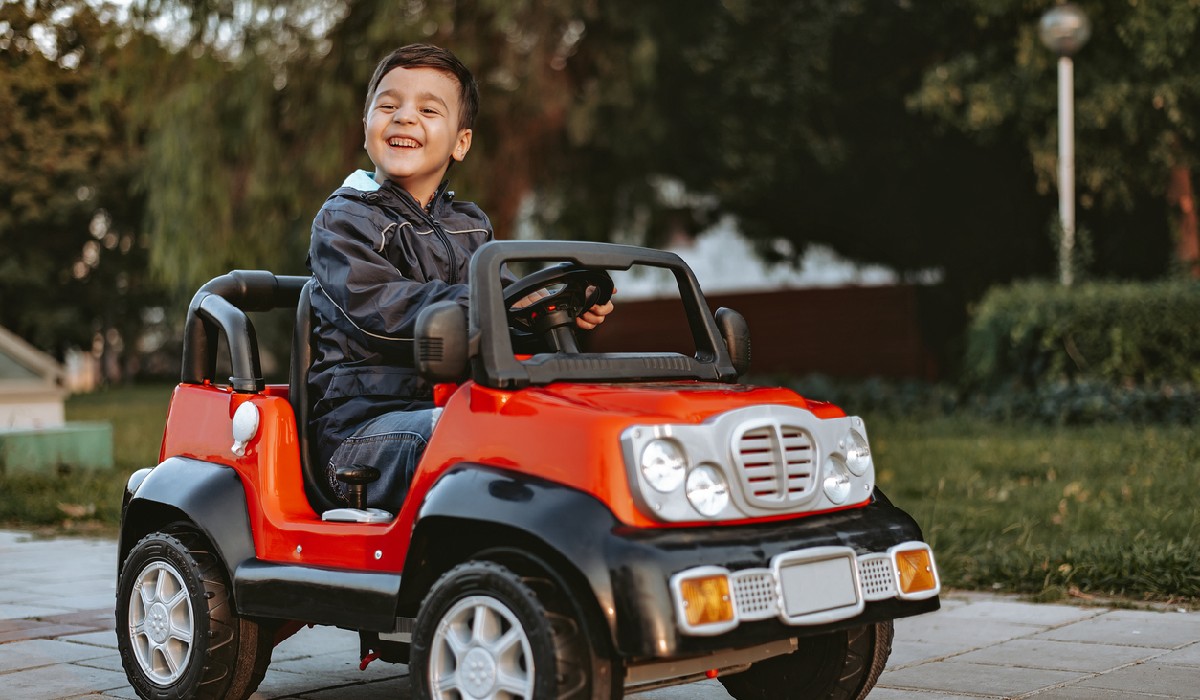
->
xmin=858 ymin=553 xmax=897 ymax=601
xmin=733 ymin=423 xmax=816 ymax=508
xmin=730 ymin=569 xmax=777 ymax=620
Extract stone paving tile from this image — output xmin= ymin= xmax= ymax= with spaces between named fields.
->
xmin=626 ymin=679 xmax=730 ymax=698
xmin=0 ymin=638 xmax=111 ymax=673
xmin=893 ymin=613 xmax=1046 ymax=649
xmin=870 ymin=690 xmax=988 ymax=700
xmin=39 ymin=608 xmax=115 ymax=630
xmin=23 ymin=594 xmax=117 ymax=613
xmin=1158 ymin=641 xmax=1200 ymax=667
xmin=1034 ymin=609 xmax=1200 ymax=649
xmin=885 ymin=638 xmax=975 ymax=668
xmin=1026 ymin=687 xmax=1168 ymax=699
xmin=266 ymin=655 xmax=408 ymax=687
xmin=72 ymin=651 xmax=125 ymax=674
xmin=293 ymin=677 xmax=415 ymax=700
xmin=58 ymin=630 xmax=119 ymax=649
xmin=71 ymin=684 xmax=142 ymax=700
xmin=932 ymin=599 xmax=1103 ymax=628
xmin=951 ymin=637 xmax=1159 ymax=673
xmin=880 ymin=660 xmax=1086 ymax=697
xmin=0 ymin=603 xmax=76 ymax=620
xmin=1070 ymin=662 xmax=1200 ymax=698
xmin=268 ymin=625 xmax=359 ymax=662
xmin=0 ymin=662 xmax=131 ymax=700
xmin=0 ymin=619 xmax=93 ymax=644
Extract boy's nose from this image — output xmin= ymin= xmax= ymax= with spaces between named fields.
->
xmin=393 ymin=106 xmax=417 ymax=124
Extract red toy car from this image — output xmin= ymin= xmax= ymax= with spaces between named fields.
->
xmin=116 ymin=241 xmax=940 ymax=700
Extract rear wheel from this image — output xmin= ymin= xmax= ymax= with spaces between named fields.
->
xmin=410 ymin=560 xmax=613 ymax=699
xmin=719 ymin=621 xmax=893 ymax=700
xmin=116 ymin=528 xmax=273 ymax=700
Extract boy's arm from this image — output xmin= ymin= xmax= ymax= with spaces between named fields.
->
xmin=309 ymin=208 xmax=469 ymax=358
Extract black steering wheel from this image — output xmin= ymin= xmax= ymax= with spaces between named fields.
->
xmin=503 ymin=263 xmax=614 ymax=353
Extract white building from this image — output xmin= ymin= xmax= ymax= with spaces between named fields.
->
xmin=0 ymin=326 xmax=66 ymax=429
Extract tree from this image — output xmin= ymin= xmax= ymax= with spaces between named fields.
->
xmin=0 ymin=0 xmax=163 ymax=381
xmin=908 ymin=0 xmax=1200 ymax=280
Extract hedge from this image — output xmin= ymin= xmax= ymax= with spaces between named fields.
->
xmin=964 ymin=281 xmax=1200 ymax=389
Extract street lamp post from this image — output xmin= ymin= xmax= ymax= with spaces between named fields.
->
xmin=1039 ymin=3 xmax=1091 ymax=286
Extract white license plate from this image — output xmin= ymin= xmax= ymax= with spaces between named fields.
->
xmin=775 ymin=549 xmax=863 ymax=625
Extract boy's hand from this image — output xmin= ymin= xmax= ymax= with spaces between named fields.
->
xmin=576 ymin=286 xmax=615 ymax=330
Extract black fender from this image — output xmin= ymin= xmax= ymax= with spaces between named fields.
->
xmin=404 ymin=465 xmax=622 ymax=649
xmin=119 ymin=457 xmax=256 ymax=581
xmin=120 ymin=457 xmax=402 ymax=631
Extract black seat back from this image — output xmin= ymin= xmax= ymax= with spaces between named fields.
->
xmin=288 ymin=279 xmax=342 ymax=513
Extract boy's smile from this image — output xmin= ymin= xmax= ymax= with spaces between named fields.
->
xmin=365 ymin=66 xmax=472 ymax=207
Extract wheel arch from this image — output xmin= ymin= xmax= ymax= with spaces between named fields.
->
xmin=119 ymin=457 xmax=256 ymax=580
xmin=402 ymin=465 xmax=621 ymax=654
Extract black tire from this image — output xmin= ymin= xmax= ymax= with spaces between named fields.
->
xmin=116 ymin=528 xmax=273 ymax=700
xmin=719 ymin=621 xmax=893 ymax=700
xmin=410 ymin=560 xmax=612 ymax=700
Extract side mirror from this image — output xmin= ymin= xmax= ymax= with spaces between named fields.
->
xmin=715 ymin=307 xmax=751 ymax=377
xmin=414 ymin=301 xmax=469 ymax=383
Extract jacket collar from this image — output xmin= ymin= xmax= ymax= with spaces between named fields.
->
xmin=339 ymin=170 xmax=452 ymax=218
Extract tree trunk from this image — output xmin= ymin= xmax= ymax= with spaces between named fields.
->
xmin=1168 ymin=161 xmax=1199 ymax=279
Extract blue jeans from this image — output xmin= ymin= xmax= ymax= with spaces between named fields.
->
xmin=326 ymin=409 xmax=434 ymax=513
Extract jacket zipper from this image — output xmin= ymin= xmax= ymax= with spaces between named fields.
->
xmin=420 ymin=182 xmax=457 ymax=285
xmin=376 ymin=181 xmax=458 ymax=285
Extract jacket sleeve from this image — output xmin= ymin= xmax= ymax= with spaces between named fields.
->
xmin=308 ymin=204 xmax=470 ymax=359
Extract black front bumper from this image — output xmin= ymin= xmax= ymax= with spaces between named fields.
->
xmin=600 ymin=494 xmax=938 ymax=659
xmin=417 ymin=467 xmax=939 ymax=661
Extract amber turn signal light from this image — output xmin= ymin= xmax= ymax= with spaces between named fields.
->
xmin=679 ymin=574 xmax=735 ymax=628
xmin=895 ymin=548 xmax=937 ymax=595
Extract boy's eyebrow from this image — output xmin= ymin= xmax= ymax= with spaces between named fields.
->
xmin=373 ymin=88 xmax=451 ymax=110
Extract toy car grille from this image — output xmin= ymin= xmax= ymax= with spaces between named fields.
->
xmin=733 ymin=425 xmax=816 ymax=508
xmin=730 ymin=569 xmax=777 ymax=620
xmin=858 ymin=554 xmax=896 ymax=601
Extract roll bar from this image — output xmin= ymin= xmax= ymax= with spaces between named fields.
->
xmin=181 ymin=270 xmax=308 ymax=392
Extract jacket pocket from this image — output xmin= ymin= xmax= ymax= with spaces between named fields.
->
xmin=324 ymin=366 xmax=423 ymax=400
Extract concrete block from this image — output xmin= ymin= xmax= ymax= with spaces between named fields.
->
xmin=0 ymin=421 xmax=113 ymax=473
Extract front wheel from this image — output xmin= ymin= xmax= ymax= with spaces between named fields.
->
xmin=410 ymin=560 xmax=612 ymax=700
xmin=719 ymin=621 xmax=893 ymax=700
xmin=115 ymin=528 xmax=273 ymax=700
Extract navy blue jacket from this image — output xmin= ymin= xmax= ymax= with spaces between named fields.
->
xmin=306 ymin=171 xmax=497 ymax=469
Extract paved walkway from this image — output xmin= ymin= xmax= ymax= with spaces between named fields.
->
xmin=1 ymin=529 xmax=1198 ymax=699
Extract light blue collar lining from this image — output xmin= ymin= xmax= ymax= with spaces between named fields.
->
xmin=342 ymin=170 xmax=381 ymax=192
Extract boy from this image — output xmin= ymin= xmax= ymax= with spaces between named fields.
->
xmin=307 ymin=44 xmax=611 ymax=513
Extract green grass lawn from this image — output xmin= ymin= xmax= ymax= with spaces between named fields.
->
xmin=0 ymin=384 xmax=172 ymax=532
xmin=871 ymin=415 xmax=1200 ymax=604
xmin=1 ymin=384 xmax=1196 ymax=603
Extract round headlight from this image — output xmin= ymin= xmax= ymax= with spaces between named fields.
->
xmin=641 ymin=439 xmax=687 ymax=492
xmin=845 ymin=429 xmax=872 ymax=476
xmin=823 ymin=456 xmax=852 ymax=504
xmin=685 ymin=464 xmax=729 ymax=518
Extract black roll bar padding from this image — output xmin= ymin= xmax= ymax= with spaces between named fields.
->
xmin=469 ymin=240 xmax=738 ymax=389
xmin=181 ymin=270 xmax=310 ymax=392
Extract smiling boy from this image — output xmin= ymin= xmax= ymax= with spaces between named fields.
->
xmin=306 ymin=44 xmax=610 ymax=514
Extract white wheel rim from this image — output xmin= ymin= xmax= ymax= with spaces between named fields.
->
xmin=127 ymin=560 xmax=195 ymax=685
xmin=428 ymin=594 xmax=536 ymax=699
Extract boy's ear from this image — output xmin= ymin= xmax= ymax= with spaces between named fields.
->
xmin=452 ymin=129 xmax=473 ymax=162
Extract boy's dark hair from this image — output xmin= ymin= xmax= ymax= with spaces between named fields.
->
xmin=363 ymin=44 xmax=479 ymax=131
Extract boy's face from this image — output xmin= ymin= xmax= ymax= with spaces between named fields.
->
xmin=364 ymin=66 xmax=472 ymax=204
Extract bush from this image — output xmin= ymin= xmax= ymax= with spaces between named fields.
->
xmin=964 ymin=281 xmax=1200 ymax=388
